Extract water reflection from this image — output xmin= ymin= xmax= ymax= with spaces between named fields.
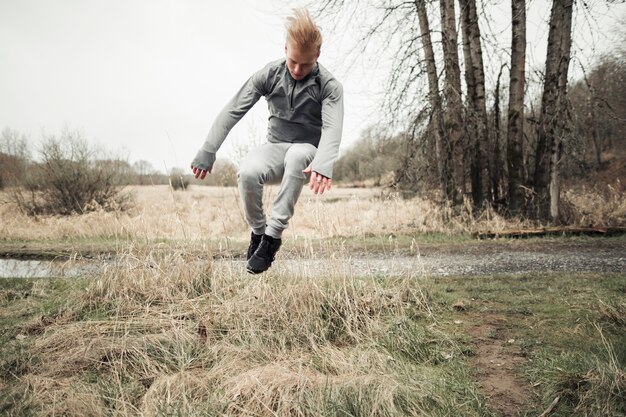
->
xmin=0 ymin=258 xmax=97 ymax=278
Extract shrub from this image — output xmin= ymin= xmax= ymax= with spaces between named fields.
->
xmin=187 ymin=159 xmax=238 ymax=187
xmin=215 ymin=160 xmax=237 ymax=187
xmin=169 ymin=168 xmax=190 ymax=191
xmin=12 ymin=130 xmax=132 ymax=216
xmin=0 ymin=128 xmax=30 ymax=187
xmin=0 ymin=152 xmax=22 ymax=189
xmin=332 ymin=127 xmax=408 ymax=187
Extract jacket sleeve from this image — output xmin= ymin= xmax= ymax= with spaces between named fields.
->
xmin=310 ymin=80 xmax=344 ymax=179
xmin=200 ymin=65 xmax=269 ymax=153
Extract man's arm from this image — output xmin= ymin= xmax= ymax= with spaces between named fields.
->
xmin=191 ymin=65 xmax=270 ymax=177
xmin=306 ymin=80 xmax=344 ymax=192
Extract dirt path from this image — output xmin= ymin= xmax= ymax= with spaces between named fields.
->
xmin=2 ymin=238 xmax=625 ymax=278
xmin=214 ymin=239 xmax=626 ymax=277
xmin=466 ymin=313 xmax=536 ymax=416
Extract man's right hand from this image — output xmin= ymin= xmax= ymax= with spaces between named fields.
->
xmin=303 ymin=165 xmax=332 ymax=195
xmin=191 ymin=149 xmax=216 ymax=180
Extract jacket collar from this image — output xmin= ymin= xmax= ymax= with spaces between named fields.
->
xmin=284 ymin=61 xmax=320 ymax=84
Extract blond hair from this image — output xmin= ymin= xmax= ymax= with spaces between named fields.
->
xmin=285 ymin=9 xmax=322 ymax=52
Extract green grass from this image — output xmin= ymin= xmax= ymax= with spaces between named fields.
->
xmin=432 ymin=272 xmax=626 ymax=416
xmin=0 ymin=277 xmax=90 ymax=415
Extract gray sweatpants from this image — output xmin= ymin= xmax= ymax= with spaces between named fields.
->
xmin=237 ymin=142 xmax=317 ymax=239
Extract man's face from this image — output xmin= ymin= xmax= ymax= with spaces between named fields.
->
xmin=285 ymin=41 xmax=319 ymax=81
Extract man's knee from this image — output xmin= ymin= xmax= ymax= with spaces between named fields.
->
xmin=238 ymin=165 xmax=263 ymax=188
xmin=284 ymin=144 xmax=316 ymax=177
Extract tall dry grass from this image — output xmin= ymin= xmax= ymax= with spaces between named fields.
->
xmin=2 ymin=182 xmax=624 ymax=245
xmin=0 ymin=184 xmax=538 ymax=244
xmin=9 ymin=246 xmax=487 ymax=417
xmin=562 ymin=181 xmax=626 ymax=226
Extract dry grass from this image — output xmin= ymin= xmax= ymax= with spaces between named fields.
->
xmin=0 ymin=185 xmax=539 ymax=244
xmin=3 ymin=246 xmax=488 ymax=417
xmin=11 ymin=260 xmax=623 ymax=416
xmin=1 ymin=183 xmax=624 ymax=416
xmin=562 ymin=181 xmax=626 ymax=226
xmin=3 ymin=183 xmax=622 ymax=246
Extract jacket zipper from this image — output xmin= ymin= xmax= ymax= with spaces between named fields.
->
xmin=290 ymin=79 xmax=296 ymax=111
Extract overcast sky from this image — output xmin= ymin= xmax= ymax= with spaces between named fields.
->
xmin=1 ymin=0 xmax=624 ymax=173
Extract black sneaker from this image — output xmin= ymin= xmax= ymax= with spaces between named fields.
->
xmin=247 ymin=232 xmax=263 ymax=260
xmin=247 ymin=234 xmax=282 ymax=274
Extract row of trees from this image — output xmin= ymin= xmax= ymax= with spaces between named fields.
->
xmin=316 ymin=0 xmax=625 ymax=222
xmin=0 ymin=127 xmax=238 ymax=188
xmin=334 ymin=43 xmax=626 ymax=191
xmin=0 ymin=128 xmax=237 ymax=215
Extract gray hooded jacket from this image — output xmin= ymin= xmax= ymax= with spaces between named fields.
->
xmin=196 ymin=59 xmax=344 ymax=179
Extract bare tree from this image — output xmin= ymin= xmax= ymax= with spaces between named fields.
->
xmin=570 ymin=58 xmax=626 ymax=170
xmin=492 ymin=64 xmax=506 ymax=203
xmin=533 ymin=0 xmax=574 ymax=222
xmin=314 ymin=0 xmax=610 ymax=224
xmin=459 ymin=0 xmax=490 ymax=207
xmin=132 ymin=160 xmax=157 ymax=185
xmin=506 ymin=0 xmax=527 ymax=215
xmin=133 ymin=160 xmax=155 ymax=176
xmin=0 ymin=127 xmax=30 ymax=157
xmin=414 ymin=0 xmax=450 ymax=202
xmin=313 ymin=0 xmax=457 ymax=202
xmin=12 ymin=128 xmax=130 ymax=216
xmin=0 ymin=127 xmax=30 ymax=187
xmin=439 ymin=0 xmax=465 ymax=205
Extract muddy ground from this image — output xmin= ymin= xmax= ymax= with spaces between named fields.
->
xmin=234 ymin=237 xmax=626 ymax=278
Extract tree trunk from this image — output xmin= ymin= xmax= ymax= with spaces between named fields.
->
xmin=534 ymin=0 xmax=573 ymax=222
xmin=440 ymin=0 xmax=465 ymax=205
xmin=459 ymin=0 xmax=478 ymax=205
xmin=414 ymin=0 xmax=450 ymax=203
xmin=550 ymin=0 xmax=573 ymax=223
xmin=493 ymin=64 xmax=506 ymax=204
xmin=459 ymin=0 xmax=490 ymax=208
xmin=507 ymin=0 xmax=527 ymax=216
xmin=588 ymin=92 xmax=602 ymax=167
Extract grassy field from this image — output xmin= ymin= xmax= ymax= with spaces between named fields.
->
xmin=1 ymin=185 xmax=625 ymax=416
xmin=0 ymin=185 xmax=530 ymax=246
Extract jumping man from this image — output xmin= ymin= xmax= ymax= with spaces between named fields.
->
xmin=191 ymin=9 xmax=344 ymax=274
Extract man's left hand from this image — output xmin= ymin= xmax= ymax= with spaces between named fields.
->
xmin=303 ymin=165 xmax=332 ymax=195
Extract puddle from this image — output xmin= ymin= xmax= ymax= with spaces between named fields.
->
xmin=0 ymin=258 xmax=100 ymax=278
